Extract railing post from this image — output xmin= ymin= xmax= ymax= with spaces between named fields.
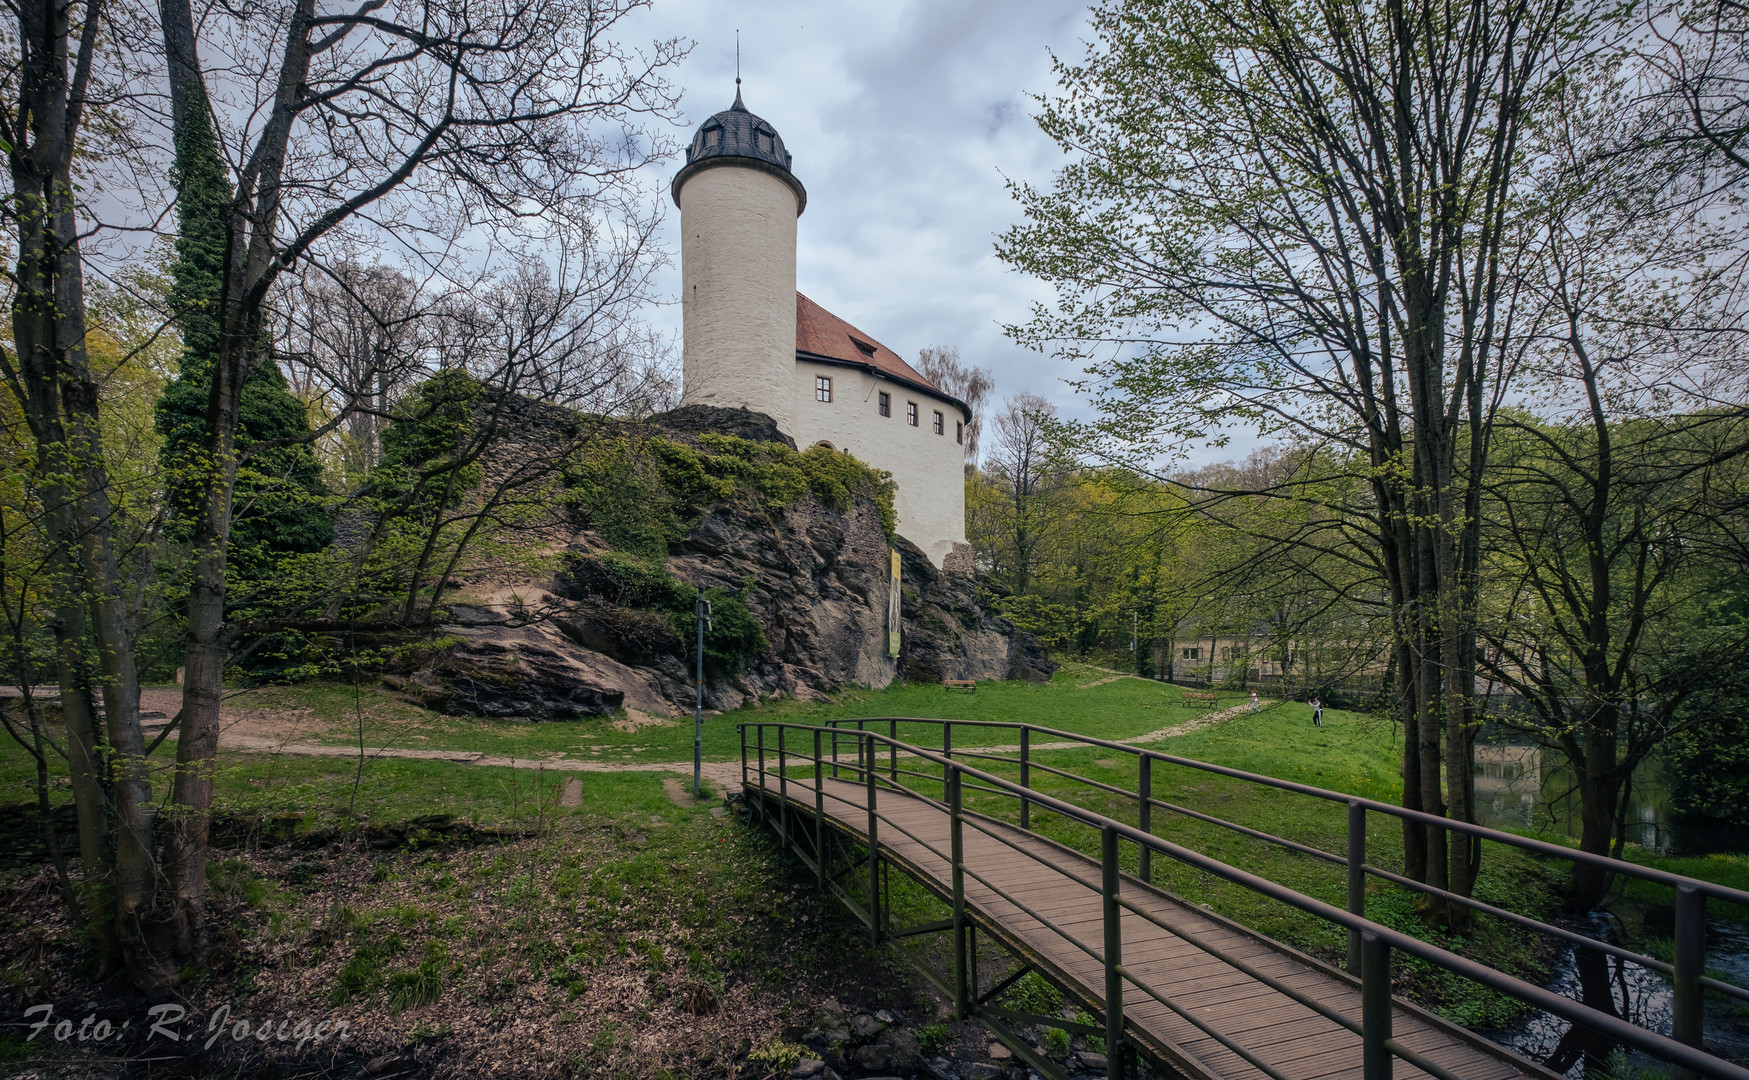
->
xmin=890 ymin=718 xmax=898 ymax=780
xmin=779 ymin=726 xmax=789 ymax=846
xmin=949 ymin=764 xmax=968 ymax=1019
xmin=865 ymin=735 xmax=880 ymax=947
xmin=756 ymin=725 xmax=766 ymax=799
xmin=1102 ymin=824 xmax=1126 ymax=1080
xmin=1347 ymin=801 xmax=1366 ymax=973
xmin=831 ymin=721 xmax=839 ymax=781
xmin=1674 ymin=884 xmax=1706 ymax=1075
xmin=1361 ymin=930 xmax=1392 ymax=1080
xmin=943 ymin=722 xmax=954 ymax=797
xmin=1020 ymin=727 xmax=1031 ymax=831
xmin=740 ymin=724 xmax=748 ymax=791
xmin=814 ymin=729 xmax=826 ymax=892
xmin=1139 ymin=756 xmax=1153 ymax=883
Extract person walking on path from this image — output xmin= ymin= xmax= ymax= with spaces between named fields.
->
xmin=1250 ymin=690 xmax=1259 ymax=713
xmin=1310 ymin=696 xmax=1323 ymax=728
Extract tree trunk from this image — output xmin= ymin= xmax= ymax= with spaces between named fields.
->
xmin=7 ymin=24 xmax=159 ymax=976
xmin=1567 ymin=710 xmax=1621 ymax=907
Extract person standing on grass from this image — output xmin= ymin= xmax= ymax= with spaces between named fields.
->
xmin=1250 ymin=690 xmax=1259 ymax=713
xmin=1311 ymin=696 xmax=1323 ymax=728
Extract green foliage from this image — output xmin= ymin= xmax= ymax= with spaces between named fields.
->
xmin=331 ymin=940 xmax=388 ymax=1004
xmin=157 ymin=86 xmax=333 ymax=679
xmin=915 ymin=1023 xmax=950 ymax=1053
xmin=565 ymin=431 xmax=896 ymax=561
xmin=165 ymin=75 xmax=228 ymax=384
xmin=156 ymin=362 xmax=335 ymax=575
xmin=387 ymin=942 xmax=448 ymax=1012
xmin=1003 ymin=971 xmax=1063 ymax=1015
xmin=747 ymin=1039 xmax=807 ymax=1072
xmin=1662 ymin=621 xmax=1749 ymax=829
xmin=993 ymin=594 xmax=1080 ymax=651
xmin=563 ymin=550 xmax=767 ymax=675
xmin=1043 ymin=1026 xmax=1071 ymax=1058
xmin=373 ymin=370 xmax=488 ymax=513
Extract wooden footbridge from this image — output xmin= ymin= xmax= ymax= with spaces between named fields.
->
xmin=736 ymin=718 xmax=1749 ymax=1080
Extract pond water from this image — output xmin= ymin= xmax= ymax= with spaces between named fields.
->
xmin=1470 ymin=742 xmax=1741 ymax=857
xmin=1468 ymin=740 xmax=1749 ymax=1073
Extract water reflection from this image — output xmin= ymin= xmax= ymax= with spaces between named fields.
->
xmin=1472 ymin=742 xmax=1676 ymax=854
xmin=1489 ymin=913 xmax=1673 ymax=1077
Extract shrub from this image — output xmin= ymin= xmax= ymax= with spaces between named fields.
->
xmin=560 ymin=551 xmax=767 ymax=675
xmin=1003 ymin=971 xmax=1063 ymax=1016
xmin=747 ymin=1039 xmax=807 ymax=1073
xmin=1043 ymin=1026 xmax=1071 ymax=1059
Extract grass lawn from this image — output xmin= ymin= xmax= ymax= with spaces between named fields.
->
xmin=3 ymin=665 xmax=1744 ymax=1063
xmin=188 ymin=662 xmax=1246 ymax=765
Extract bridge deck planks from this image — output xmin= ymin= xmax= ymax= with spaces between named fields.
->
xmin=754 ymin=772 xmax=1553 ymax=1080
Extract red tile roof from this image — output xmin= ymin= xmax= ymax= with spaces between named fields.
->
xmin=795 ymin=292 xmax=967 ymax=416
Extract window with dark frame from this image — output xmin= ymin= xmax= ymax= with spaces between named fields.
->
xmin=933 ymin=410 xmax=944 ymax=435
xmin=956 ymin=421 xmax=963 ymax=444
xmin=815 ymin=376 xmax=832 ymax=402
xmin=878 ymin=391 xmax=891 ymax=417
xmin=906 ymin=402 xmax=919 ymax=426
xmin=1182 ymin=647 xmax=1200 ymax=660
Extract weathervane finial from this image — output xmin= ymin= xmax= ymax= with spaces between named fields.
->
xmin=734 ymin=30 xmax=743 ymax=107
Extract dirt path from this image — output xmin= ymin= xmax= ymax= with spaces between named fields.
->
xmin=13 ymin=683 xmax=1258 ymax=790
xmin=201 ymin=699 xmax=1262 ymax=790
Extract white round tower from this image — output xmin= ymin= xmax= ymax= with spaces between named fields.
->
xmin=672 ymin=90 xmax=807 ymax=433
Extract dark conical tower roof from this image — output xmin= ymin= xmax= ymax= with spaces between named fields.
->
xmin=671 ymin=88 xmax=807 ymax=214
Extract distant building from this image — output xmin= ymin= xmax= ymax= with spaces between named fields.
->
xmin=671 ymin=89 xmax=972 ymax=570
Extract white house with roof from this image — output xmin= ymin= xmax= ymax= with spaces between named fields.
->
xmin=670 ymin=89 xmax=972 ymax=570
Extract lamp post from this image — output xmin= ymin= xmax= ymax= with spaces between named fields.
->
xmin=694 ymin=588 xmax=712 ymax=798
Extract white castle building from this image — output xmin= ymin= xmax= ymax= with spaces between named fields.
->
xmin=671 ymin=90 xmax=972 ymax=570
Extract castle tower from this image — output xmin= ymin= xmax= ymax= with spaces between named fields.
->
xmin=672 ymin=89 xmax=807 ymax=432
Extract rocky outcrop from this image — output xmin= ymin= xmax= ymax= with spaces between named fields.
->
xmin=895 ymin=537 xmax=1055 ymax=685
xmin=403 ymin=405 xmax=1052 ymax=719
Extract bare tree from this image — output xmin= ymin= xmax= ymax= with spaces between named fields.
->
xmin=135 ymin=0 xmax=687 ymax=986
xmin=916 ymin=344 xmax=993 ymax=462
xmin=1475 ymin=64 xmax=1749 ymax=903
xmin=278 ymin=261 xmax=430 ymax=483
xmin=982 ymin=392 xmax=1061 ymax=596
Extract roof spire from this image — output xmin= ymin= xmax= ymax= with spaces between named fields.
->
xmin=734 ymin=30 xmax=743 ymax=108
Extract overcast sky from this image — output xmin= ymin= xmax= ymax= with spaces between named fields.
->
xmin=625 ymin=0 xmax=1095 ymax=415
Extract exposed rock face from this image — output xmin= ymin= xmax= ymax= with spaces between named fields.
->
xmin=407 ymin=406 xmax=1052 ymax=719
xmin=895 ymin=537 xmax=1055 ymax=686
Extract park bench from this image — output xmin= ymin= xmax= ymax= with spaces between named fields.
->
xmin=944 ymin=679 xmax=976 ymax=692
xmin=1180 ymin=691 xmax=1219 ymax=708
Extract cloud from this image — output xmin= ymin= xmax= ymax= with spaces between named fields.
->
xmin=627 ymin=0 xmax=1092 ymax=413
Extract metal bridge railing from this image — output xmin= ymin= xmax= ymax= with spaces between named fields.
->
xmin=738 ymin=718 xmax=1749 ymax=1080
